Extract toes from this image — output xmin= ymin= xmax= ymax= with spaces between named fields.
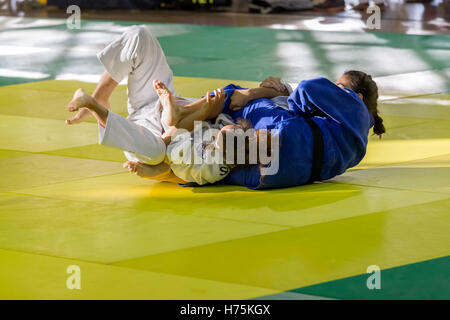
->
xmin=135 ymin=165 xmax=146 ymax=177
xmin=67 ymin=104 xmax=76 ymax=112
xmin=153 ymin=80 xmax=170 ymax=94
xmin=123 ymin=161 xmax=138 ymax=173
xmin=123 ymin=161 xmax=132 ymax=168
xmin=159 ymin=82 xmax=167 ymax=90
xmin=153 ymin=80 xmax=162 ymax=90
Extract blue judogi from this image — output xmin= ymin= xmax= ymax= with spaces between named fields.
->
xmin=220 ymin=77 xmax=374 ymax=189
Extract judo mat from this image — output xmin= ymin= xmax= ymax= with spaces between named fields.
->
xmin=0 ymin=17 xmax=449 ymax=299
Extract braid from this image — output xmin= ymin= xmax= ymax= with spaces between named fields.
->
xmin=343 ymin=70 xmax=386 ymax=138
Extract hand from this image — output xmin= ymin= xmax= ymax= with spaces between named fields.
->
xmin=230 ymin=89 xmax=251 ymax=111
xmin=259 ymin=76 xmax=286 ymax=92
xmin=205 ymin=88 xmax=227 ymax=118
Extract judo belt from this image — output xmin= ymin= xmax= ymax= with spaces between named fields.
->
xmin=305 ymin=118 xmax=324 ymax=184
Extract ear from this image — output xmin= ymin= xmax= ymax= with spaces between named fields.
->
xmin=358 ymin=93 xmax=364 ymax=100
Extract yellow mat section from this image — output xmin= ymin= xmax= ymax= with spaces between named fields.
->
xmin=0 ymin=249 xmax=277 ymax=300
xmin=0 ymin=78 xmax=449 ymax=299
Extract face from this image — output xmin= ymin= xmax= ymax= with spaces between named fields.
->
xmin=336 ymin=74 xmax=363 ymax=100
xmin=335 ymin=74 xmax=351 ymax=90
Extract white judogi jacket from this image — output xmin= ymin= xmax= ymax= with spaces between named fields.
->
xmin=167 ymin=114 xmax=234 ymax=185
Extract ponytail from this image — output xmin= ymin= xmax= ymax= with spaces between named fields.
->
xmin=343 ymin=70 xmax=386 ymax=138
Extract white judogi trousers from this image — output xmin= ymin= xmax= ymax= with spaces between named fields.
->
xmin=97 ymin=25 xmax=174 ymax=165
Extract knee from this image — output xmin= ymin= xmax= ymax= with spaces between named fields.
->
xmin=122 ymin=25 xmax=157 ymax=61
xmin=125 ymin=25 xmax=154 ymax=43
xmin=145 ymin=138 xmax=167 ymax=165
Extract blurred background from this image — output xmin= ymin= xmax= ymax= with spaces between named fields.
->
xmin=0 ymin=0 xmax=448 ymax=34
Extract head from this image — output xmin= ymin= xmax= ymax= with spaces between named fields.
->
xmin=336 ymin=70 xmax=386 ymax=137
xmin=215 ymin=118 xmax=272 ymax=167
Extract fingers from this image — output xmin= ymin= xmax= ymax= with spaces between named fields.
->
xmin=263 ymin=80 xmax=284 ymax=92
xmin=260 ymin=76 xmax=285 ymax=92
xmin=218 ymin=88 xmax=225 ymax=102
xmin=206 ymin=89 xmax=225 ymax=105
xmin=212 ymin=88 xmax=225 ymax=103
xmin=260 ymin=76 xmax=275 ymax=87
xmin=215 ymin=89 xmax=226 ymax=109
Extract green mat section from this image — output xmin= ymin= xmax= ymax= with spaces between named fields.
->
xmin=285 ymin=255 xmax=450 ymax=300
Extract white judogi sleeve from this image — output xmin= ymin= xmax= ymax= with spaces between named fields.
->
xmin=166 ymin=117 xmax=233 ymax=185
xmin=98 ymin=111 xmax=166 ymax=165
xmin=280 ymin=79 xmax=294 ymax=95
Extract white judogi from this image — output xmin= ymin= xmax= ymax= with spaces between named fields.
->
xmin=96 ymin=25 xmax=230 ymax=184
xmin=98 ymin=110 xmax=233 ymax=185
xmin=97 ymin=25 xmax=175 ymax=164
xmin=167 ymin=114 xmax=234 ymax=185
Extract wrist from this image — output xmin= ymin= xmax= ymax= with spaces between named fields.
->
xmin=247 ymin=88 xmax=258 ymax=100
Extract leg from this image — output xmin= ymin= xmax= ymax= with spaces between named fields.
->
xmin=97 ymin=26 xmax=176 ymax=161
xmin=99 ymin=110 xmax=167 ymax=165
xmin=67 ymin=88 xmax=167 ymax=165
xmin=154 ymin=80 xmax=226 ymax=131
xmin=98 ymin=25 xmax=175 ymax=113
xmin=67 ymin=26 xmax=175 ymax=125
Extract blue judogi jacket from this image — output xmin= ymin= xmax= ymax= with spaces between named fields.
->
xmin=220 ymin=77 xmax=374 ymax=189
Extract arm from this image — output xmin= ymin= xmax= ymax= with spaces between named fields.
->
xmin=230 ymin=87 xmax=285 ymax=111
xmin=229 ymin=76 xmax=290 ymax=111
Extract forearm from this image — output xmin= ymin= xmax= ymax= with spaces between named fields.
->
xmin=247 ymin=86 xmax=288 ymax=100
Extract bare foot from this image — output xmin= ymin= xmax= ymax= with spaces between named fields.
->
xmin=123 ymin=161 xmax=168 ymax=179
xmin=68 ymin=88 xmax=94 ymax=113
xmin=153 ymin=80 xmax=182 ymax=127
xmin=66 ymin=107 xmax=91 ymax=125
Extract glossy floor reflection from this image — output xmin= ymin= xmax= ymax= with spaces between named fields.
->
xmin=0 ymin=18 xmax=448 ymax=299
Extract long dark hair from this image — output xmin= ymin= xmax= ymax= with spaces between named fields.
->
xmin=343 ymin=70 xmax=386 ymax=137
